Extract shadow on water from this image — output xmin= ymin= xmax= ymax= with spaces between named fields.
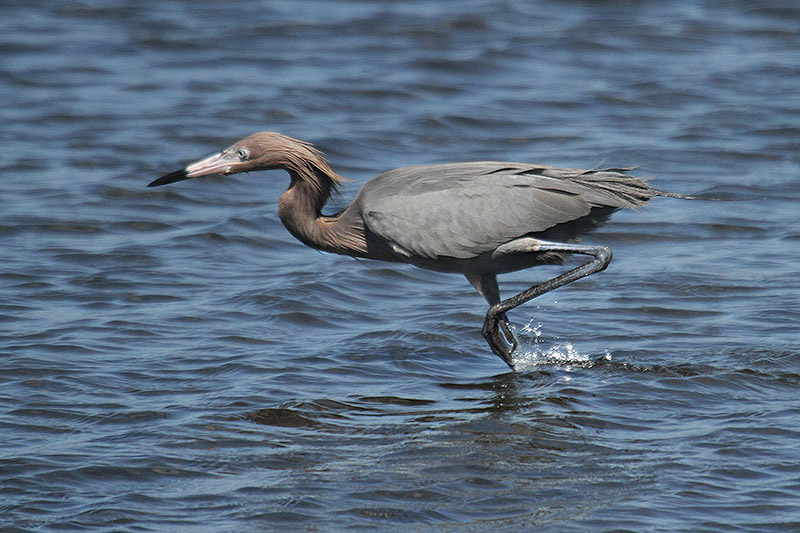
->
xmin=235 ymin=341 xmax=800 ymax=432
xmin=225 ymin=360 xmax=655 ymax=526
xmin=225 ymin=346 xmax=800 ymax=527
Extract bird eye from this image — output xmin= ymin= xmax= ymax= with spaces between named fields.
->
xmin=236 ymin=148 xmax=249 ymax=161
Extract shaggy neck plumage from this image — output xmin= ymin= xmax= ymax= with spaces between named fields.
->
xmin=283 ymin=165 xmax=338 ymax=215
xmin=277 ymin=135 xmax=343 ymax=210
xmin=278 ymin=168 xmax=367 ymax=257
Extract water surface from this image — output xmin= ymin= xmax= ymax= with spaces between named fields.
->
xmin=2 ymin=1 xmax=800 ymax=530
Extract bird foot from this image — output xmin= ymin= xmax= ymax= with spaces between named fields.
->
xmin=482 ymin=310 xmax=518 ymax=369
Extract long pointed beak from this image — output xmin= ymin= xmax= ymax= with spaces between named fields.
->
xmin=148 ymin=151 xmax=239 ymax=187
xmin=148 ymin=168 xmax=190 ymax=187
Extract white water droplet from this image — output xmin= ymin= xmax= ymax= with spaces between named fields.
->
xmin=510 ymin=321 xmax=592 ymax=372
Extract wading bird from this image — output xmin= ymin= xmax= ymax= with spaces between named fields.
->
xmin=149 ymin=132 xmax=688 ymax=369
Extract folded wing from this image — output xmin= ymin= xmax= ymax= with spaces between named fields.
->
xmin=356 ymin=162 xmax=653 ymax=260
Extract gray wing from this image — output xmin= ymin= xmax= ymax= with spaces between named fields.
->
xmin=355 ymin=161 xmax=652 ymax=260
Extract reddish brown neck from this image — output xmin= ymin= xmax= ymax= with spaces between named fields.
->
xmin=278 ymin=171 xmax=367 ymax=256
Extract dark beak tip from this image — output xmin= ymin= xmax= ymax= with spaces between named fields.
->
xmin=148 ymin=169 xmax=190 ymax=188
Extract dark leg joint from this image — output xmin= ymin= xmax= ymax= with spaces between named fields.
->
xmin=594 ymin=245 xmax=612 ymax=272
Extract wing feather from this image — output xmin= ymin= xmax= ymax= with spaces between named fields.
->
xmin=355 ymin=162 xmax=651 ymax=260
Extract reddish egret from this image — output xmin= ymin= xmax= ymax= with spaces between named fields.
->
xmin=149 ymin=132 xmax=688 ymax=369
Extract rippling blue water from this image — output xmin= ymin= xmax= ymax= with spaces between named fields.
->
xmin=2 ymin=1 xmax=800 ymax=530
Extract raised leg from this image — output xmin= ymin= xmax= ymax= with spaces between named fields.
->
xmin=482 ymin=239 xmax=613 ymax=369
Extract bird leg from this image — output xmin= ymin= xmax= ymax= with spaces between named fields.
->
xmin=466 ymin=272 xmax=517 ymax=362
xmin=483 ymin=240 xmax=613 ymax=369
xmin=483 ymin=311 xmax=517 ymax=367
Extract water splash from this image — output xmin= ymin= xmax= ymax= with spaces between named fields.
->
xmin=510 ymin=319 xmax=609 ymax=372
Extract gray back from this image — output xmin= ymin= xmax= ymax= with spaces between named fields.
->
xmin=353 ymin=162 xmax=655 ymax=260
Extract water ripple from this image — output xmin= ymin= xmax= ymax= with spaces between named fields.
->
xmin=3 ymin=0 xmax=800 ymax=530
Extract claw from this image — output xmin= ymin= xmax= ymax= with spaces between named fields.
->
xmin=498 ymin=312 xmax=518 ymax=351
xmin=482 ymin=310 xmax=517 ymax=369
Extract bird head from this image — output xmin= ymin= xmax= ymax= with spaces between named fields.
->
xmin=148 ymin=131 xmax=341 ymax=189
